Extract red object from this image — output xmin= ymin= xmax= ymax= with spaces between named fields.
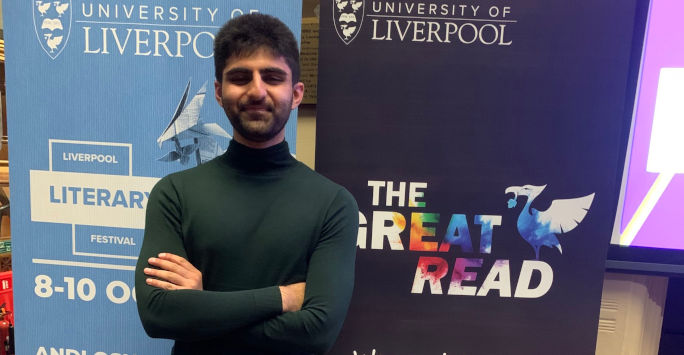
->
xmin=0 ymin=272 xmax=13 ymax=326
xmin=0 ymin=271 xmax=13 ymax=355
xmin=0 ymin=320 xmax=8 ymax=355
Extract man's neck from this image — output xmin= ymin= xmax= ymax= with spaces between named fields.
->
xmin=233 ymin=132 xmax=285 ymax=149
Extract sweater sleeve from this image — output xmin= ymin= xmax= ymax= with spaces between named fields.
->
xmin=239 ymin=188 xmax=359 ymax=354
xmin=135 ymin=177 xmax=283 ymax=340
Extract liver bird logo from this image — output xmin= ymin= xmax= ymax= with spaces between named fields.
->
xmin=54 ymin=1 xmax=70 ymax=17
xmin=35 ymin=1 xmax=51 ymax=16
xmin=42 ymin=34 xmax=63 ymax=53
xmin=33 ymin=0 xmax=71 ymax=59
xmin=505 ymin=184 xmax=595 ymax=259
xmin=333 ymin=0 xmax=364 ymax=45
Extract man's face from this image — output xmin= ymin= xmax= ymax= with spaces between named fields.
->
xmin=215 ymin=48 xmax=304 ymax=148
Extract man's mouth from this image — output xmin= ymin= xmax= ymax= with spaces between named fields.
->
xmin=241 ymin=104 xmax=271 ymax=113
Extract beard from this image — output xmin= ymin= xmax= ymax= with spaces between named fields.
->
xmin=224 ymin=97 xmax=292 ymax=143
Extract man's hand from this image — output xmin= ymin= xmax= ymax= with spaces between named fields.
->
xmin=279 ymin=282 xmax=306 ymax=313
xmin=144 ymin=253 xmax=203 ymax=291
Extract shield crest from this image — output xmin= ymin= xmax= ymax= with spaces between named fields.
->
xmin=333 ymin=0 xmax=364 ymax=45
xmin=33 ymin=0 xmax=72 ymax=59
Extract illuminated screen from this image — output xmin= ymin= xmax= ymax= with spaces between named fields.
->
xmin=612 ymin=0 xmax=684 ymax=256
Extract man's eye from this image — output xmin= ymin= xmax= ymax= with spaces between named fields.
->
xmin=263 ymin=75 xmax=285 ymax=84
xmin=227 ymin=76 xmax=250 ymax=85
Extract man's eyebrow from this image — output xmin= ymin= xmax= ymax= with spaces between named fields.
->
xmin=224 ymin=67 xmax=288 ymax=77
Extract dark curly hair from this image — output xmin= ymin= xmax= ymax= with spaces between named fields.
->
xmin=214 ymin=13 xmax=300 ymax=83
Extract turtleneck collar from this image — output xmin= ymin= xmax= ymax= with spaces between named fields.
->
xmin=219 ymin=139 xmax=296 ymax=173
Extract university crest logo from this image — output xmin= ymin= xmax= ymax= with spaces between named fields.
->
xmin=32 ymin=0 xmax=72 ymax=59
xmin=333 ymin=0 xmax=364 ymax=45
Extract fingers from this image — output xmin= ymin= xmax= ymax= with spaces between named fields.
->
xmin=145 ymin=253 xmax=203 ymax=291
xmin=158 ymin=253 xmax=196 ymax=271
xmin=145 ymin=276 xmax=180 ymax=291
xmin=144 ymin=267 xmax=187 ymax=287
xmin=148 ymin=254 xmax=192 ymax=278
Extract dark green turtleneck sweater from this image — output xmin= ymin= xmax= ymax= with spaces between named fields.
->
xmin=135 ymin=140 xmax=358 ymax=354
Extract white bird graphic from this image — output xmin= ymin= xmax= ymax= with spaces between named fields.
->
xmin=35 ymin=1 xmax=51 ymax=16
xmin=53 ymin=1 xmax=70 ymax=17
xmin=505 ymin=184 xmax=595 ymax=259
xmin=43 ymin=33 xmax=63 ymax=53
xmin=342 ymin=26 xmax=357 ymax=39
xmin=350 ymin=0 xmax=363 ymax=12
xmin=336 ymin=0 xmax=349 ymax=12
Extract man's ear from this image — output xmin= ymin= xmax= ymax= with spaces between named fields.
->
xmin=291 ymin=82 xmax=305 ymax=109
xmin=214 ymin=80 xmax=223 ymax=107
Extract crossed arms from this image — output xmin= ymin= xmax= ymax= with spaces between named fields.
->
xmin=143 ymin=252 xmax=306 ymax=314
xmin=134 ymin=178 xmax=359 ymax=353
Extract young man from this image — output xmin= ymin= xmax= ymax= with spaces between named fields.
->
xmin=135 ymin=14 xmax=359 ymax=354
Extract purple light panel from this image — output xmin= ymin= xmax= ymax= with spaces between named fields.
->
xmin=620 ymin=0 xmax=684 ymax=250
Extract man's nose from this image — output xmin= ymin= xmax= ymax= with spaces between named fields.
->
xmin=247 ymin=75 xmax=267 ymax=100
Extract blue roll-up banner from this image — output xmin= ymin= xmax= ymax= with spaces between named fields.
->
xmin=317 ymin=0 xmax=641 ymax=354
xmin=4 ymin=1 xmax=301 ymax=353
